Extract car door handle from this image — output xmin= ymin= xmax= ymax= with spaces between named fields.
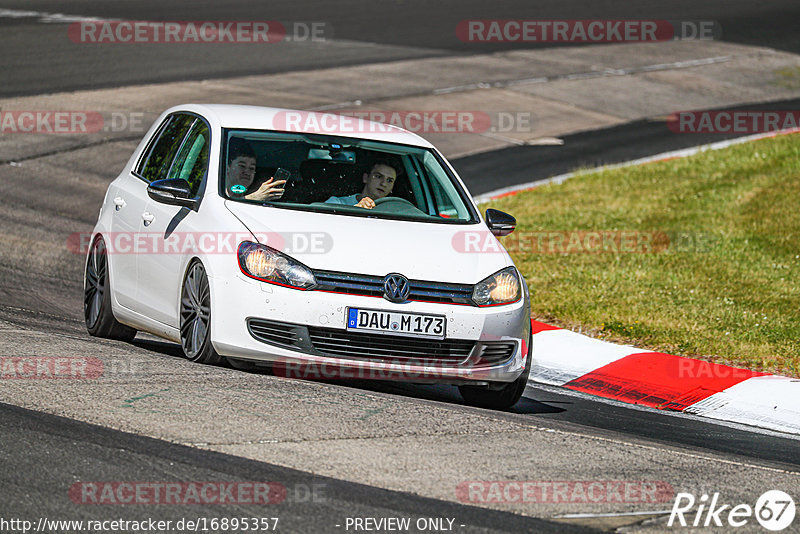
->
xmin=141 ymin=212 xmax=155 ymax=226
xmin=113 ymin=197 xmax=126 ymax=210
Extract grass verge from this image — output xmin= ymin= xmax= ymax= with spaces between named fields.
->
xmin=484 ymin=133 xmax=800 ymax=376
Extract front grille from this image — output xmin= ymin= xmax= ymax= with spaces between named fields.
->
xmin=313 ymin=271 xmax=384 ymax=297
xmin=313 ymin=270 xmax=474 ymax=305
xmin=307 ymin=326 xmax=475 ymax=366
xmin=246 ymin=319 xmax=517 ymax=367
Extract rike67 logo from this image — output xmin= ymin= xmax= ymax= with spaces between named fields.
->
xmin=669 ymin=490 xmax=795 ymax=531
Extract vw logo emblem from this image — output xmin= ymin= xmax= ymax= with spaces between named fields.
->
xmin=383 ymin=273 xmax=410 ymax=303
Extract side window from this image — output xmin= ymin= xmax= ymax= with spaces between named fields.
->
xmin=137 ymin=114 xmax=195 ymax=183
xmin=421 ymin=151 xmax=470 ymax=220
xmin=167 ymin=120 xmax=210 ymax=197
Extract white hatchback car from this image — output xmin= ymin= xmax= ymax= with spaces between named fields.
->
xmin=85 ymin=104 xmax=531 ymax=409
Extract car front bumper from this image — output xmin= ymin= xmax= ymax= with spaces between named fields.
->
xmin=209 ymin=272 xmax=531 ymax=385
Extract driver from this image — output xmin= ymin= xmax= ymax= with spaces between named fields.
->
xmin=325 ymin=160 xmax=398 ymax=209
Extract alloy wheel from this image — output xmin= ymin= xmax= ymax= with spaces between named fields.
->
xmin=180 ymin=262 xmax=211 ymax=359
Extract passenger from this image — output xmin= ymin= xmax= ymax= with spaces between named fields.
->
xmin=226 ymin=137 xmax=285 ymax=201
xmin=325 ymin=160 xmax=398 ymax=209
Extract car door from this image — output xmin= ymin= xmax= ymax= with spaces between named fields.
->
xmin=136 ymin=117 xmax=211 ymax=327
xmin=107 ymin=170 xmax=148 ymax=310
xmin=117 ymin=113 xmax=196 ymax=317
xmin=107 ymin=116 xmax=190 ymax=309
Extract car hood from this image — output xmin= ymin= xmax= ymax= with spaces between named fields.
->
xmin=225 ymin=201 xmax=512 ymax=284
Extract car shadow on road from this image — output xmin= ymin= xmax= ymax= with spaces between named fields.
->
xmin=338 ymin=380 xmax=566 ymax=414
xmin=127 ymin=335 xmax=568 ymax=415
xmin=283 ymin=376 xmax=568 ymax=416
xmin=128 ymin=337 xmax=185 ymax=358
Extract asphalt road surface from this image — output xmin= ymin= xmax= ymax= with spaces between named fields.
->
xmin=453 ymin=97 xmax=800 ymax=195
xmin=0 ymin=402 xmax=589 ymax=533
xmin=1 ymin=0 xmax=800 ymax=96
xmin=2 ymin=1 xmax=799 ymax=532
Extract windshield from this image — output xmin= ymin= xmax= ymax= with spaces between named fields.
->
xmin=220 ymin=129 xmax=477 ymax=223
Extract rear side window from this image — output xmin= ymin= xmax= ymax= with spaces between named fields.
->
xmin=167 ymin=120 xmax=210 ymax=197
xmin=137 ymin=114 xmax=195 ymax=182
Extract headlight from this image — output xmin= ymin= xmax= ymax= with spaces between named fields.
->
xmin=472 ymin=267 xmax=521 ymax=306
xmin=237 ymin=241 xmax=317 ymax=289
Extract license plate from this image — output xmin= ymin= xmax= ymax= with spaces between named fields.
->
xmin=346 ymin=308 xmax=446 ymax=339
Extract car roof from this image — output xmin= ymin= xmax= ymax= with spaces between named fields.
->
xmin=171 ymin=104 xmax=436 ymax=148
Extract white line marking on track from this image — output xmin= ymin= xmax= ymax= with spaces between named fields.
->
xmin=537 ymin=423 xmax=800 ymax=476
xmin=526 ymin=383 xmax=800 ymax=442
xmin=438 ymin=56 xmax=733 ymax=92
xmin=554 ymin=510 xmax=672 ymax=519
xmin=0 ymin=8 xmax=114 ymax=24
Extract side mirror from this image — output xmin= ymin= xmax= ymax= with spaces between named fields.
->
xmin=147 ymin=178 xmax=196 ymax=209
xmin=485 ymin=208 xmax=516 ymax=236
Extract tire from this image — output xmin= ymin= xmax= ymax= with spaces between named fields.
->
xmin=84 ymin=236 xmax=137 ymax=341
xmin=179 ymin=260 xmax=223 ymax=365
xmin=458 ymin=333 xmax=532 ymax=410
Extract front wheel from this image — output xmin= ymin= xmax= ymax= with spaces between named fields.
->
xmin=179 ymin=260 xmax=222 ymax=365
xmin=84 ymin=236 xmax=136 ymax=341
xmin=458 ymin=333 xmax=532 ymax=410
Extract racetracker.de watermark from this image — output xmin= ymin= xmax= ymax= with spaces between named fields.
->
xmin=0 ymin=111 xmax=146 ymax=134
xmin=69 ymin=482 xmax=302 ymax=505
xmin=456 ymin=20 xmax=720 ymax=43
xmin=270 ymin=358 xmax=504 ymax=382
xmin=68 ymin=232 xmax=333 ymax=255
xmin=0 ymin=357 xmax=103 ymax=379
xmin=675 ymin=359 xmax=770 ymax=380
xmin=452 ymin=230 xmax=716 ymax=254
xmin=457 ymin=481 xmax=674 ymax=504
xmin=336 ymin=110 xmax=488 ymax=134
xmin=68 ymin=20 xmax=328 ymax=43
xmin=668 ymin=110 xmax=800 ymax=134
xmin=273 ymin=110 xmax=536 ymax=135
